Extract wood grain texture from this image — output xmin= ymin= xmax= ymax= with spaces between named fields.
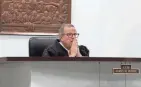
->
xmin=0 ymin=0 xmax=71 ymax=34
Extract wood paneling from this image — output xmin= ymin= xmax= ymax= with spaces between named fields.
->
xmin=0 ymin=0 xmax=71 ymax=35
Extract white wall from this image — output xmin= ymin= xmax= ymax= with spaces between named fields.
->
xmin=0 ymin=42 xmax=2 ymax=57
xmin=0 ymin=35 xmax=31 ymax=57
xmin=72 ymin=0 xmax=141 ymax=57
xmin=1 ymin=0 xmax=141 ymax=57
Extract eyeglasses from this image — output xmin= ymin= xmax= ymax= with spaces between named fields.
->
xmin=63 ymin=33 xmax=79 ymax=38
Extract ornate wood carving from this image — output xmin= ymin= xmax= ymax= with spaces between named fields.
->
xmin=0 ymin=0 xmax=71 ymax=34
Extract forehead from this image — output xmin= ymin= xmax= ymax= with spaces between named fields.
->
xmin=64 ymin=26 xmax=77 ymax=33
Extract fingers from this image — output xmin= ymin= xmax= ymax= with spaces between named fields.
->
xmin=72 ymin=39 xmax=77 ymax=47
xmin=73 ymin=38 xmax=78 ymax=43
xmin=69 ymin=38 xmax=78 ymax=57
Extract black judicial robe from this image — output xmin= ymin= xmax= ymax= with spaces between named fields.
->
xmin=42 ymin=39 xmax=89 ymax=57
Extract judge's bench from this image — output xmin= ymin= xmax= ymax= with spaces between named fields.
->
xmin=0 ymin=57 xmax=141 ymax=87
xmin=0 ymin=34 xmax=140 ymax=87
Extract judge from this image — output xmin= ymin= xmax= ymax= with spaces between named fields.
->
xmin=42 ymin=24 xmax=89 ymax=57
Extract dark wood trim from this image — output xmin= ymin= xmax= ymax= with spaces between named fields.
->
xmin=0 ymin=32 xmax=58 ymax=36
xmin=0 ymin=57 xmax=141 ymax=62
xmin=0 ymin=24 xmax=61 ymax=34
xmin=1 ymin=24 xmax=61 ymax=28
xmin=0 ymin=57 xmax=7 ymax=62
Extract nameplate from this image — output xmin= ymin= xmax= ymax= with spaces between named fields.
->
xmin=112 ymin=64 xmax=140 ymax=74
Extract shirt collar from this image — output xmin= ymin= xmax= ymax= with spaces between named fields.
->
xmin=59 ymin=42 xmax=69 ymax=53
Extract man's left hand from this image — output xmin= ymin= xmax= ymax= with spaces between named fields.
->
xmin=76 ymin=47 xmax=82 ymax=57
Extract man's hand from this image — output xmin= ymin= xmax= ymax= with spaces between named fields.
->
xmin=69 ymin=38 xmax=78 ymax=57
xmin=76 ymin=47 xmax=82 ymax=57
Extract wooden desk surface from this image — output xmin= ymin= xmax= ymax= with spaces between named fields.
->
xmin=0 ymin=57 xmax=141 ymax=62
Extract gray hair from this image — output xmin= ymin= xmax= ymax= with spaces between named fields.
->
xmin=58 ymin=24 xmax=75 ymax=38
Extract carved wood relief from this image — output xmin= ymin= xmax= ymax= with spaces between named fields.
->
xmin=0 ymin=0 xmax=71 ymax=34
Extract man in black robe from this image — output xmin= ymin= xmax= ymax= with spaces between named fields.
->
xmin=42 ymin=24 xmax=89 ymax=57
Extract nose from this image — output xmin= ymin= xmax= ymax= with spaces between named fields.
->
xmin=69 ymin=37 xmax=75 ymax=41
xmin=71 ymin=35 xmax=76 ymax=39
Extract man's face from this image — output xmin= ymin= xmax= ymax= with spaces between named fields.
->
xmin=60 ymin=27 xmax=79 ymax=49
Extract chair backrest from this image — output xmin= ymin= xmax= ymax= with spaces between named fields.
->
xmin=29 ymin=35 xmax=59 ymax=57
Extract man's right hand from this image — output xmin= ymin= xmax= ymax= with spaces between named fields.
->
xmin=69 ymin=38 xmax=78 ymax=57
